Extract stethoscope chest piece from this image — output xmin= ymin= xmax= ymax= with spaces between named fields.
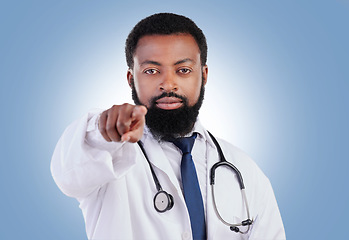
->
xmin=154 ymin=190 xmax=174 ymax=213
xmin=138 ymin=132 xmax=253 ymax=233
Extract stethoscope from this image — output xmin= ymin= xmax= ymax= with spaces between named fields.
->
xmin=137 ymin=131 xmax=253 ymax=234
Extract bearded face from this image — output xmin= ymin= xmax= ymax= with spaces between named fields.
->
xmin=131 ymin=80 xmax=205 ymax=140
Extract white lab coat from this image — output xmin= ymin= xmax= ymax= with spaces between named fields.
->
xmin=51 ymin=111 xmax=286 ymax=240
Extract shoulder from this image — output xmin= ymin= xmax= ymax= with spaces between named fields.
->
xmin=211 ymin=137 xmax=258 ymax=170
xmin=211 ymin=136 xmax=271 ymax=187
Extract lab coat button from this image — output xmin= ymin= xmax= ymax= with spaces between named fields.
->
xmin=182 ymin=231 xmax=191 ymax=240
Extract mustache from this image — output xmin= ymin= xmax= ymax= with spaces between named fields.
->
xmin=150 ymin=92 xmax=188 ymax=105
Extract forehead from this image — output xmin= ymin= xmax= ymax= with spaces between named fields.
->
xmin=134 ymin=34 xmax=200 ymax=65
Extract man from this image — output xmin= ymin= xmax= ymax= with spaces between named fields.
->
xmin=51 ymin=13 xmax=286 ymax=240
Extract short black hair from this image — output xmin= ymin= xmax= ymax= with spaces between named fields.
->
xmin=125 ymin=13 xmax=208 ymax=69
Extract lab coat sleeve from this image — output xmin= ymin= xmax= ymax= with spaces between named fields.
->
xmin=50 ymin=110 xmax=136 ymax=199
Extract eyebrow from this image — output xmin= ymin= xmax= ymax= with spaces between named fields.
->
xmin=174 ymin=58 xmax=195 ymax=65
xmin=140 ymin=58 xmax=195 ymax=67
xmin=140 ymin=60 xmax=161 ymax=66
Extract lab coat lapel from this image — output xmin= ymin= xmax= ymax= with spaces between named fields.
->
xmin=141 ymin=137 xmax=182 ymax=193
xmin=205 ymin=135 xmax=220 ymax=239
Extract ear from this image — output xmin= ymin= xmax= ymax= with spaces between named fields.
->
xmin=127 ymin=69 xmax=134 ymax=88
xmin=202 ymin=65 xmax=208 ymax=86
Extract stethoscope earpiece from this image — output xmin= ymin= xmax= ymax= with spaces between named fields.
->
xmin=154 ymin=190 xmax=174 ymax=212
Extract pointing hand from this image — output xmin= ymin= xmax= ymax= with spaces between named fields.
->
xmin=98 ymin=104 xmax=147 ymax=143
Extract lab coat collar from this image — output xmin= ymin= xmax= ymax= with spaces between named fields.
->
xmin=191 ymin=118 xmax=216 ymax=149
xmin=142 ymin=118 xmax=216 ymax=149
xmin=140 ymin=118 xmax=216 ymax=197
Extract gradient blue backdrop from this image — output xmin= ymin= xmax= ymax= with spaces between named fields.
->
xmin=1 ymin=1 xmax=348 ymax=239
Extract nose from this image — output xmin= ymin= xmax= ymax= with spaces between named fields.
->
xmin=159 ymin=71 xmax=178 ymax=92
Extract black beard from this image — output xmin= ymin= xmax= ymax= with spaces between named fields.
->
xmin=131 ymin=81 xmax=205 ymax=140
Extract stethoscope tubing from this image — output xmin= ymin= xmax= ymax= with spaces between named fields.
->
xmin=207 ymin=131 xmax=253 ymax=233
xmin=137 ymin=141 xmax=163 ymax=192
xmin=211 ymin=185 xmax=252 ymax=233
xmin=138 ymin=131 xmax=253 ymax=233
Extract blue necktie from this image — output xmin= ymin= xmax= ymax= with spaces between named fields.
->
xmin=170 ymin=133 xmax=207 ymax=240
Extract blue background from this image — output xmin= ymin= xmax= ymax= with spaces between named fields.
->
xmin=1 ymin=0 xmax=348 ymax=239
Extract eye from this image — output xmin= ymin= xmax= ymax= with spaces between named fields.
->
xmin=144 ymin=69 xmax=159 ymax=75
xmin=177 ymin=68 xmax=192 ymax=74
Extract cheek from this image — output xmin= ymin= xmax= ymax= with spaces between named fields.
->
xmin=185 ymin=79 xmax=203 ymax=106
xmin=189 ymin=88 xmax=202 ymax=105
xmin=133 ymin=79 xmax=155 ymax=106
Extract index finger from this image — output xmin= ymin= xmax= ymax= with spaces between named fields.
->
xmin=131 ymin=105 xmax=147 ymax=121
xmin=120 ymin=106 xmax=147 ymax=142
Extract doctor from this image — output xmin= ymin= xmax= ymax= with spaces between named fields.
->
xmin=51 ymin=13 xmax=286 ymax=240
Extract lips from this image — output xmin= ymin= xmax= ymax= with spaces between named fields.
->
xmin=155 ymin=97 xmax=183 ymax=110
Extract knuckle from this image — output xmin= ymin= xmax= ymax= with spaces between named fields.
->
xmin=120 ymin=103 xmax=132 ymax=112
xmin=109 ymin=104 xmax=120 ymax=112
xmin=116 ymin=121 xmax=126 ymax=130
xmin=121 ymin=103 xmax=131 ymax=107
xmin=119 ymin=103 xmax=127 ymax=109
xmin=123 ymin=103 xmax=135 ymax=111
